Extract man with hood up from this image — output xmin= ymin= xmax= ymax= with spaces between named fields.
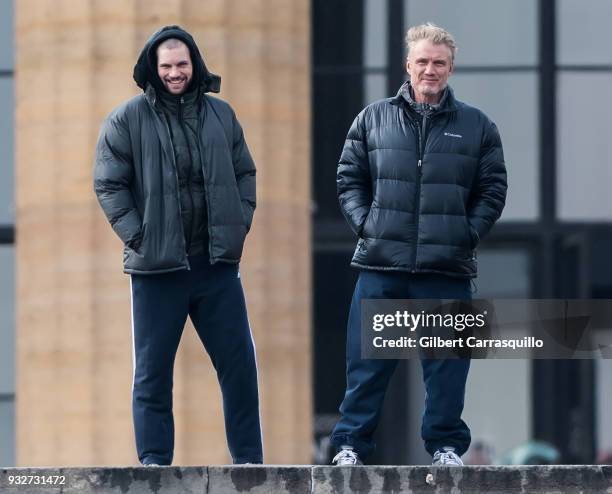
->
xmin=94 ymin=26 xmax=262 ymax=465
xmin=330 ymin=23 xmax=507 ymax=466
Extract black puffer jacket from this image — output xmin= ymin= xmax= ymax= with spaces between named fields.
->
xmin=94 ymin=26 xmax=255 ymax=274
xmin=337 ymin=82 xmax=507 ymax=278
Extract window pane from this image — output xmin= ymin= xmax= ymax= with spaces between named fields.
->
xmin=451 ymin=72 xmax=539 ymax=221
xmin=558 ymin=73 xmax=612 ymax=221
xmin=557 ymin=0 xmax=612 ymax=66
xmin=464 ymin=360 xmax=531 ymax=462
xmin=0 ymin=0 xmax=13 ymax=71
xmin=404 ymin=0 xmax=538 ymax=66
xmin=0 ymin=246 xmax=15 ymax=395
xmin=597 ymin=360 xmax=612 ymax=454
xmin=0 ymin=78 xmax=14 ymax=224
xmin=465 ymin=248 xmax=531 ymax=463
xmin=364 ymin=0 xmax=388 ymax=69
xmin=476 ymin=248 xmax=531 ymax=298
xmin=364 ymin=73 xmax=387 ymax=105
xmin=0 ymin=400 xmax=15 ymax=466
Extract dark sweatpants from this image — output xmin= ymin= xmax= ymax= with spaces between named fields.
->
xmin=331 ymin=270 xmax=472 ymax=460
xmin=130 ymin=255 xmax=262 ymax=465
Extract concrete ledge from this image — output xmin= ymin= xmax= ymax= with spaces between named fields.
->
xmin=1 ymin=465 xmax=611 ymax=493
xmin=313 ymin=466 xmax=612 ymax=493
xmin=208 ymin=466 xmax=311 ymax=494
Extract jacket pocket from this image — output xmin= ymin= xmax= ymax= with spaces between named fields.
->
xmin=134 ymin=222 xmax=148 ymax=255
xmin=359 ymin=207 xmax=374 ymax=237
xmin=241 ymin=202 xmax=254 ymax=232
xmin=230 ymin=224 xmax=248 ymax=260
xmin=468 ymin=223 xmax=480 ymax=250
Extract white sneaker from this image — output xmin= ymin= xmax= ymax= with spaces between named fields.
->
xmin=432 ymin=447 xmax=464 ymax=466
xmin=332 ymin=446 xmax=363 ymax=466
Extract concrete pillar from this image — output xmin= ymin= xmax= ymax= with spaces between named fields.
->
xmin=16 ymin=0 xmax=311 ymax=466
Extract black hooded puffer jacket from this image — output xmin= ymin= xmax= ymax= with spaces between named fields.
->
xmin=337 ymin=83 xmax=507 ymax=278
xmin=94 ymin=26 xmax=255 ymax=274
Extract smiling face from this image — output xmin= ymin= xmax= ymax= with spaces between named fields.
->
xmin=406 ymin=39 xmax=454 ymax=104
xmin=156 ymin=41 xmax=193 ymax=95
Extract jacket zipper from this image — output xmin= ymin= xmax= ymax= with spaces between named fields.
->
xmin=410 ymin=110 xmax=428 ymax=273
xmin=196 ymin=97 xmax=215 ymax=263
xmin=160 ymin=100 xmax=191 ymax=271
xmin=177 ymin=96 xmax=196 ymax=250
xmin=399 ymin=99 xmax=454 ymax=272
xmin=409 ymin=106 xmax=450 ymax=272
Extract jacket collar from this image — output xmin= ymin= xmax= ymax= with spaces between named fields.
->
xmin=157 ymin=85 xmax=200 ymax=112
xmin=390 ymin=81 xmax=459 ymax=114
xmin=144 ymin=83 xmax=204 ymax=109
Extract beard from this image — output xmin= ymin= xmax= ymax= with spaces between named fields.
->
xmin=416 ymin=81 xmax=446 ymax=96
xmin=164 ymin=77 xmax=189 ymax=94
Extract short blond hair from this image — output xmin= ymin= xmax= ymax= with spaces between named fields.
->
xmin=405 ymin=23 xmax=457 ymax=62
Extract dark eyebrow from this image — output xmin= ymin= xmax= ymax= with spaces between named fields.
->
xmin=158 ymin=60 xmax=190 ymax=67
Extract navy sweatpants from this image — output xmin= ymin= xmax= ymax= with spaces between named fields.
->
xmin=130 ymin=255 xmax=262 ymax=465
xmin=331 ymin=270 xmax=471 ymax=460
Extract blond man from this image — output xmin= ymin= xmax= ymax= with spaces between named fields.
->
xmin=331 ymin=23 xmax=507 ymax=466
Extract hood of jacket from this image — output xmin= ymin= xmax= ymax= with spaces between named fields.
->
xmin=133 ymin=25 xmax=221 ymax=95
